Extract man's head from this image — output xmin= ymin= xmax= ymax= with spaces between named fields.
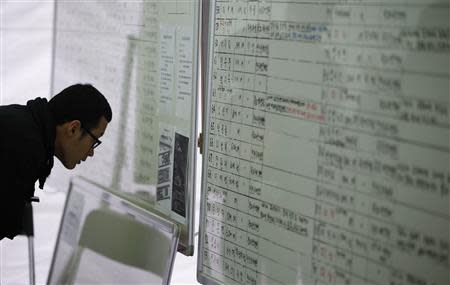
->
xmin=49 ymin=84 xmax=112 ymax=169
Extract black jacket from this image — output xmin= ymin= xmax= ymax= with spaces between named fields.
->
xmin=0 ymin=98 xmax=55 ymax=240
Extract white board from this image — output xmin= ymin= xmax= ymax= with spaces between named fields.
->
xmin=198 ymin=0 xmax=449 ymax=284
xmin=50 ymin=0 xmax=201 ymax=254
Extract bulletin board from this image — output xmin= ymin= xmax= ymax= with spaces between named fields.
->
xmin=51 ymin=0 xmax=201 ymax=255
xmin=197 ymin=0 xmax=450 ymax=284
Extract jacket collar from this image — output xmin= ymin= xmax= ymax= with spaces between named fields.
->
xmin=26 ymin=97 xmax=56 ymax=189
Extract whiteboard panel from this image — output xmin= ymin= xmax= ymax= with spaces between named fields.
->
xmin=50 ymin=0 xmax=200 ymax=255
xmin=198 ymin=0 xmax=449 ymax=284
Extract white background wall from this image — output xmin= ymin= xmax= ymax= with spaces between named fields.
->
xmin=0 ymin=1 xmax=54 ymax=105
xmin=0 ymin=2 xmax=200 ymax=284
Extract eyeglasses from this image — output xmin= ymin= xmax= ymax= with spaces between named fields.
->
xmin=83 ymin=127 xmax=102 ymax=149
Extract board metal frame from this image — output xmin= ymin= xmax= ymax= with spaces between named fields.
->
xmin=197 ymin=0 xmax=222 ymax=283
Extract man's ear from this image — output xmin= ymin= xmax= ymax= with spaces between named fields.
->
xmin=66 ymin=120 xmax=82 ymax=136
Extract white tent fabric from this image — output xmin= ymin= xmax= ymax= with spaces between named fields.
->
xmin=0 ymin=1 xmax=54 ymax=105
xmin=0 ymin=2 xmax=199 ymax=284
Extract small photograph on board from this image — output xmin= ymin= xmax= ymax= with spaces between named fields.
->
xmin=171 ymin=133 xmax=189 ymax=217
xmin=158 ymin=167 xmax=171 ymax=184
xmin=157 ymin=185 xmax=170 ymax=201
xmin=159 ymin=150 xmax=171 ymax=167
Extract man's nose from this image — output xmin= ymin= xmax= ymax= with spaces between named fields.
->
xmin=88 ymin=148 xmax=94 ymax=157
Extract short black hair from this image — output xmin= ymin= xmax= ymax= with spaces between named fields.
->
xmin=48 ymin=84 xmax=112 ymax=130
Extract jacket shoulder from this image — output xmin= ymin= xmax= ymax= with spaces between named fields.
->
xmin=0 ymin=104 xmax=46 ymax=178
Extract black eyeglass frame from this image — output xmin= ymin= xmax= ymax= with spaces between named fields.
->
xmin=82 ymin=127 xmax=102 ymax=149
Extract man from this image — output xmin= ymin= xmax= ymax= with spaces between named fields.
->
xmin=0 ymin=84 xmax=112 ymax=240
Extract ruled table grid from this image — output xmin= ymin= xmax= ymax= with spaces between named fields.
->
xmin=200 ymin=1 xmax=449 ymax=284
